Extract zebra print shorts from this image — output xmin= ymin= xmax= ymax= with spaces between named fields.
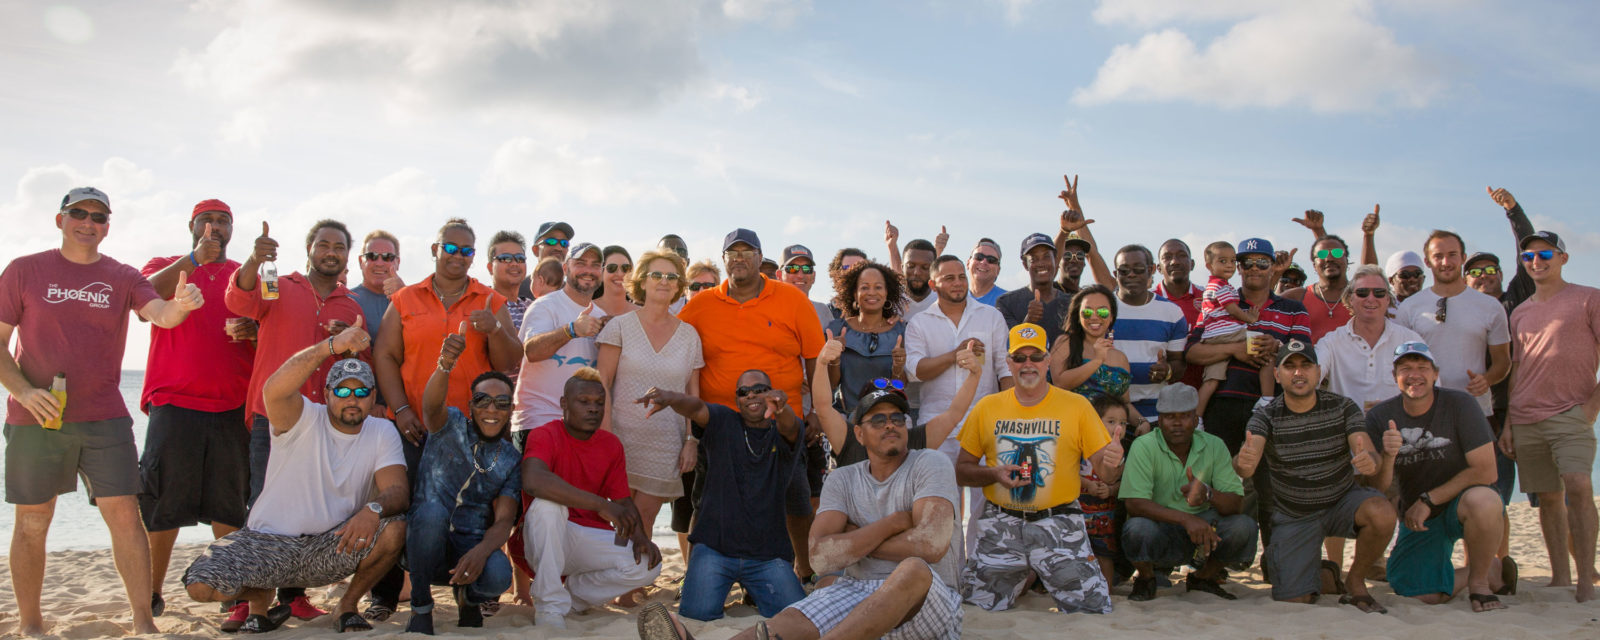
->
xmin=182 ymin=515 xmax=404 ymax=597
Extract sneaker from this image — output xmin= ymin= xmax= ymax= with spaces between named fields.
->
xmin=220 ymin=602 xmax=251 ymax=633
xmin=454 ymin=586 xmax=483 ymax=628
xmin=283 ymin=595 xmax=328 ymax=620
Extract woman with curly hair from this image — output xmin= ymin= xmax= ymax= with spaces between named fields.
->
xmin=823 ymin=261 xmax=908 ymax=417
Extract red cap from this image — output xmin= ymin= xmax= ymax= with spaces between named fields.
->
xmin=192 ymin=198 xmax=232 ymax=220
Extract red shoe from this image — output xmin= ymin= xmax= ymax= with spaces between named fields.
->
xmin=282 ymin=595 xmax=328 ymax=620
xmin=220 ymin=602 xmax=251 ymax=633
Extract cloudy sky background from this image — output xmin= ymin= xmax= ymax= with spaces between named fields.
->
xmin=3 ymin=0 xmax=1598 ymax=370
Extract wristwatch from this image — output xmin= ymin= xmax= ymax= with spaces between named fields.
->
xmin=1418 ymin=492 xmax=1436 ymax=508
xmin=366 ymin=501 xmax=384 ymax=516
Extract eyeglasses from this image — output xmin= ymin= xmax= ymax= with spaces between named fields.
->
xmin=861 ymin=412 xmax=910 ymax=429
xmin=605 ymin=263 xmax=632 ymax=273
xmin=1465 ymin=265 xmax=1500 ymax=278
xmin=1315 ymin=247 xmax=1347 ymax=260
xmin=62 ymin=208 xmax=110 ymax=224
xmin=870 ymin=378 xmax=905 ymax=391
xmin=1279 ymin=276 xmax=1305 ymax=285
xmin=1520 ymin=250 xmax=1556 ymax=262
xmin=1352 ymin=288 xmax=1389 ymax=299
xmin=1115 ymin=266 xmax=1148 ymax=277
xmin=1396 ymin=268 xmax=1425 ymax=280
xmin=330 ymin=386 xmax=373 ymax=399
xmin=540 ymin=237 xmax=570 ymax=248
xmin=492 ymin=253 xmax=526 ymax=264
xmin=783 ymin=264 xmax=815 ymax=274
xmin=1010 ymin=352 xmax=1048 ymax=363
xmin=735 ymin=383 xmax=772 ymax=398
xmin=1239 ymin=258 xmax=1274 ymax=271
xmin=471 ymin=392 xmax=514 ymax=410
xmin=1061 ymin=251 xmax=1087 ymax=263
xmin=363 ymin=252 xmax=398 ymax=262
xmin=970 ymin=253 xmax=1000 ymax=265
xmin=1080 ymin=307 xmax=1111 ymax=319
xmin=688 ymin=281 xmax=717 ymax=291
xmin=645 ymin=271 xmax=681 ymax=281
xmin=724 ymin=249 xmax=759 ymax=261
xmin=439 ymin=243 xmax=476 ymax=258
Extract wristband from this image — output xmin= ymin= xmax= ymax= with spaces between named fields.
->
xmin=566 ymin=321 xmax=578 ymax=339
xmin=189 ymin=252 xmax=201 ymax=267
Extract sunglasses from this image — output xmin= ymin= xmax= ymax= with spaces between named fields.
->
xmin=1115 ymin=266 xmax=1148 ymax=277
xmin=1315 ymin=247 xmax=1347 ymax=260
xmin=362 ymin=252 xmax=398 ymax=262
xmin=971 ymin=253 xmax=1000 ymax=265
xmin=1435 ymin=295 xmax=1448 ymax=323
xmin=439 ymin=243 xmax=476 ymax=258
xmin=724 ymin=249 xmax=759 ymax=261
xmin=605 ymin=263 xmax=632 ymax=273
xmin=861 ymin=412 xmax=910 ymax=429
xmin=735 ymin=383 xmax=772 ymax=398
xmin=540 ymin=237 xmax=570 ymax=248
xmin=62 ymin=208 xmax=110 ymax=224
xmin=1352 ymin=288 xmax=1389 ymax=299
xmin=471 ymin=392 xmax=514 ymax=410
xmin=688 ymin=281 xmax=717 ymax=291
xmin=1396 ymin=269 xmax=1425 ymax=280
xmin=1279 ymin=276 xmax=1305 ymax=285
xmin=330 ymin=386 xmax=373 ymax=399
xmin=1465 ymin=265 xmax=1501 ymax=278
xmin=1520 ymin=250 xmax=1556 ymax=262
xmin=1061 ymin=251 xmax=1087 ymax=263
xmin=1010 ymin=352 xmax=1048 ymax=363
xmin=492 ymin=253 xmax=527 ymax=264
xmin=635 ymin=271 xmax=675 ymax=283
xmin=870 ymin=378 xmax=905 ymax=391
xmin=1239 ymin=258 xmax=1274 ymax=271
xmin=1080 ymin=307 xmax=1111 ymax=319
xmin=783 ymin=264 xmax=815 ymax=274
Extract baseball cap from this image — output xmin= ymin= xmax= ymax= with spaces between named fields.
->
xmin=1060 ymin=232 xmax=1091 ymax=253
xmin=1386 ymin=251 xmax=1424 ymax=275
xmin=191 ymin=199 xmax=232 ymax=220
xmin=1156 ymin=384 xmax=1199 ymax=414
xmin=1463 ymin=252 xmax=1500 ymax=269
xmin=536 ymin=221 xmax=574 ymax=240
xmin=782 ymin=244 xmax=815 ymax=265
xmin=1276 ymin=337 xmax=1317 ymax=367
xmin=1518 ymin=230 xmax=1566 ymax=253
xmin=60 ymin=187 xmax=110 ymax=210
xmin=761 ymin=257 xmax=779 ymax=270
xmin=723 ymin=228 xmax=762 ymax=252
xmin=1283 ymin=263 xmax=1307 ymax=277
xmin=1236 ymin=238 xmax=1274 ymax=258
xmin=326 ymin=358 xmax=376 ymax=389
xmin=1392 ymin=341 xmax=1436 ymax=366
xmin=848 ymin=388 xmax=912 ymax=425
xmin=1020 ymin=233 xmax=1055 ymax=256
xmin=1008 ymin=323 xmax=1048 ymax=355
xmin=566 ymin=242 xmax=601 ymax=262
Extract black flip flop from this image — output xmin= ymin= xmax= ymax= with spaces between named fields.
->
xmin=337 ymin=611 xmax=373 ymax=633
xmin=239 ymin=604 xmax=293 ymax=634
xmin=1469 ymin=593 xmax=1505 ymax=612
xmin=1338 ymin=593 xmax=1388 ymax=614
xmin=1319 ymin=560 xmax=1348 ymax=595
xmin=1495 ymin=556 xmax=1518 ymax=596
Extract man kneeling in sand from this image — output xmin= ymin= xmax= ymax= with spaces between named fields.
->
xmin=184 ymin=326 xmax=409 ymax=633
xmin=637 ymin=386 xmax=963 ymax=640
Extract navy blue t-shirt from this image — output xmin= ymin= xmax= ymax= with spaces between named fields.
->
xmin=688 ymin=404 xmax=802 ymax=561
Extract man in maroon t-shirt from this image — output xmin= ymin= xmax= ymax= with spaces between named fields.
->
xmin=137 ymin=198 xmax=258 ymax=617
xmin=517 ymin=368 xmax=660 ymax=629
xmin=0 ymin=188 xmax=204 ymax=636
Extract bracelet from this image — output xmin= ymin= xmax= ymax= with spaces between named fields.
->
xmin=327 ymin=338 xmax=337 ymax=357
xmin=188 ymin=252 xmax=200 ymax=267
xmin=437 ymin=360 xmax=454 ymax=373
xmin=566 ymin=321 xmax=578 ymax=339
xmin=394 ymin=405 xmax=412 ymax=415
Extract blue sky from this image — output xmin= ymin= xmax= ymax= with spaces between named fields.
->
xmin=1 ymin=0 xmax=1596 ymax=369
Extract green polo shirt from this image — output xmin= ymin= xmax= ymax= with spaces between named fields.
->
xmin=1118 ymin=429 xmax=1243 ymax=514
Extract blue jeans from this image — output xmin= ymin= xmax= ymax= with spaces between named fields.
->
xmin=407 ymin=499 xmax=512 ymax=614
xmin=1121 ymin=510 xmax=1259 ymax=568
xmin=678 ymin=545 xmax=805 ymax=621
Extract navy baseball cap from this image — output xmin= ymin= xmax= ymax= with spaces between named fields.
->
xmin=723 ymin=228 xmax=762 ymax=252
xmin=536 ymin=221 xmax=574 ymax=240
xmin=1020 ymin=233 xmax=1055 ymax=256
xmin=1236 ymin=237 xmax=1274 ymax=258
xmin=782 ymin=244 xmax=814 ymax=265
xmin=1518 ymin=230 xmax=1566 ymax=253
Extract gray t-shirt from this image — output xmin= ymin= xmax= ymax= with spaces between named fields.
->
xmin=1394 ymin=288 xmax=1509 ymax=415
xmin=818 ymin=449 xmax=961 ymax=585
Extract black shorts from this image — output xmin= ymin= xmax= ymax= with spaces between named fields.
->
xmin=5 ymin=417 xmax=138 ymax=505
xmin=139 ymin=404 xmax=250 ymax=530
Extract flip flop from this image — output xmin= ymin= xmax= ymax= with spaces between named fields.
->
xmin=1338 ymin=593 xmax=1388 ymax=614
xmin=337 ymin=611 xmax=373 ymax=633
xmin=1495 ymin=556 xmax=1518 ymax=596
xmin=1469 ymin=593 xmax=1505 ymax=612
xmin=1319 ymin=560 xmax=1348 ymax=596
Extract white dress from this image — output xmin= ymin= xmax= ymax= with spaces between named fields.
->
xmin=596 ymin=313 xmax=704 ymax=497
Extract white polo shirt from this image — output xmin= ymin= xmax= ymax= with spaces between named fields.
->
xmin=1315 ymin=320 xmax=1424 ymax=413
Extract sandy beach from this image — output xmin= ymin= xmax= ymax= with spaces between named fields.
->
xmin=3 ymin=499 xmax=1598 ymax=639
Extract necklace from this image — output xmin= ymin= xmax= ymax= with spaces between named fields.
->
xmin=1312 ymin=283 xmax=1338 ymax=318
xmin=470 ymin=439 xmax=496 ymax=475
xmin=432 ymin=277 xmax=469 ymax=306
xmin=742 ymin=425 xmax=766 ymax=458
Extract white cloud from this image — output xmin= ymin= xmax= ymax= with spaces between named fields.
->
xmin=218 ymin=108 xmax=270 ymax=151
xmin=994 ymin=0 xmax=1036 ymax=25
xmin=708 ymin=82 xmax=763 ymax=111
xmin=721 ymin=0 xmax=811 ymax=25
xmin=1074 ymin=0 xmax=1443 ymax=113
xmin=479 ymin=137 xmax=677 ymax=209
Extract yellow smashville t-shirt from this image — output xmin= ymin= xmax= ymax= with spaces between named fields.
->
xmin=959 ymin=386 xmax=1110 ymax=511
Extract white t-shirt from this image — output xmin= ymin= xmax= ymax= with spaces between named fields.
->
xmin=904 ymin=302 xmax=1011 ymax=437
xmin=512 ymin=290 xmax=599 ymax=431
xmin=1393 ymin=287 xmax=1510 ymax=415
xmin=249 ymin=397 xmax=406 ymax=536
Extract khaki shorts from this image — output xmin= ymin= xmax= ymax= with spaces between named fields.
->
xmin=1512 ymin=405 xmax=1597 ymax=494
xmin=1201 ymin=329 xmax=1248 ymax=382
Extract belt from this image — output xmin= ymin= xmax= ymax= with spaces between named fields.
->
xmin=998 ymin=503 xmax=1082 ymax=522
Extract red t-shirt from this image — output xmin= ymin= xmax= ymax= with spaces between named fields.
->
xmin=521 ymin=419 xmax=630 ymax=531
xmin=225 ymin=271 xmax=364 ymax=422
xmin=140 ymin=257 xmax=253 ymax=414
xmin=0 ymin=250 xmax=160 ymax=425
xmin=1155 ymin=281 xmax=1204 ymax=390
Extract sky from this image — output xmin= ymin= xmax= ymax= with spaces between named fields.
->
xmin=2 ymin=0 xmax=1598 ymax=371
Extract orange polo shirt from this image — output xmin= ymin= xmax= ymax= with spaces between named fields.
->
xmin=677 ymin=276 xmax=824 ymax=416
xmin=389 ymin=276 xmax=507 ymax=418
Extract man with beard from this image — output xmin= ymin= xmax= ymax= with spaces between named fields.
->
xmin=995 ymin=234 xmax=1073 ymax=348
xmin=182 ymin=336 xmax=409 ymax=634
xmin=512 ymin=242 xmax=608 ymax=442
xmin=223 ymin=218 xmax=365 ymax=626
xmin=896 ymin=236 xmax=940 ymax=319
xmin=137 ymin=198 xmax=256 ymax=618
xmin=403 ymin=330 xmax=523 ymax=634
xmin=957 ymin=323 xmax=1124 ymax=614
xmin=1282 ymin=210 xmax=1356 ymax=343
xmin=967 ymin=238 xmax=1006 ymax=306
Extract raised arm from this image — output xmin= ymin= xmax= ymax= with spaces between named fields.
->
xmin=263 ymin=316 xmax=368 ymax=435
xmin=885 ymin=220 xmax=902 ymax=275
xmin=923 ymin=343 xmax=983 ymax=447
xmin=421 ymin=323 xmax=467 ymax=433
xmin=473 ymin=295 xmax=522 ymax=371
xmin=812 ymin=330 xmax=850 ymax=448
xmin=1056 ymin=174 xmax=1115 ymax=290
xmin=1360 ymin=205 xmax=1380 ymax=266
xmin=234 ymin=221 xmax=277 ymax=293
xmin=136 ymin=270 xmax=204 ymax=329
xmin=1487 ymin=186 xmax=1536 ymax=304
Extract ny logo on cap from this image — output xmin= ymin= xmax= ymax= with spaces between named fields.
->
xmin=1241 ymin=239 xmax=1263 ymax=252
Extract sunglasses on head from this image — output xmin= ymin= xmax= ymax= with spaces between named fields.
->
xmin=971 ymin=253 xmax=1000 ymax=265
xmin=471 ymin=392 xmax=514 ymax=410
xmin=330 ymin=386 xmax=373 ymax=398
xmin=1520 ymin=249 xmax=1556 ymax=262
xmin=363 ymin=252 xmax=398 ymax=262
xmin=540 ymin=237 xmax=570 ymax=248
xmin=861 ymin=412 xmax=909 ymax=429
xmin=492 ymin=253 xmax=527 ymax=264
xmin=605 ymin=263 xmax=632 ymax=273
xmin=1315 ymin=247 xmax=1347 ymax=260
xmin=870 ymin=378 xmax=905 ymax=391
xmin=1352 ymin=287 xmax=1389 ymax=299
xmin=1465 ymin=265 xmax=1500 ymax=278
xmin=735 ymin=383 xmax=772 ymax=398
xmin=439 ymin=242 xmax=475 ymax=258
xmin=688 ymin=281 xmax=717 ymax=291
xmin=1010 ymin=352 xmax=1048 ymax=363
xmin=1080 ymin=307 xmax=1111 ymax=319
xmin=62 ymin=208 xmax=109 ymax=224
xmin=1238 ymin=258 xmax=1274 ymax=271
xmin=645 ymin=271 xmax=681 ymax=281
xmin=783 ymin=264 xmax=814 ymax=274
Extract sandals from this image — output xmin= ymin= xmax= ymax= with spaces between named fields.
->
xmin=638 ymin=602 xmax=696 ymax=640
xmin=337 ymin=611 xmax=373 ymax=633
xmin=1184 ymin=574 xmax=1237 ymax=600
xmin=1495 ymin=556 xmax=1519 ymax=596
xmin=1469 ymin=593 xmax=1505 ymax=612
xmin=1338 ymin=593 xmax=1388 ymax=614
xmin=360 ymin=601 xmax=394 ymax=622
xmin=1319 ymin=560 xmax=1348 ymax=596
xmin=239 ymin=604 xmax=293 ymax=634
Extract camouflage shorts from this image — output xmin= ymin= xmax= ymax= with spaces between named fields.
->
xmin=960 ymin=502 xmax=1112 ymax=614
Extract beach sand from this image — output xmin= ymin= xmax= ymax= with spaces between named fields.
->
xmin=3 ymin=499 xmax=1599 ymax=638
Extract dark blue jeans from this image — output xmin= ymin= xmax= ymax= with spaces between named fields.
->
xmin=1121 ymin=510 xmax=1259 ymax=568
xmin=406 ymin=499 xmax=512 ymax=613
xmin=678 ymin=545 xmax=805 ymax=621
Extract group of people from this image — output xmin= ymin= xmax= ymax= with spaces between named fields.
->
xmin=2 ymin=176 xmax=1595 ymax=639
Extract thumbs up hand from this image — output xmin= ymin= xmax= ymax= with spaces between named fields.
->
xmin=1351 ymin=437 xmax=1378 ymax=475
xmin=173 ymin=270 xmax=205 ymax=311
xmin=1236 ymin=432 xmax=1267 ymax=474
xmin=1382 ymin=420 xmax=1404 ymax=457
xmin=573 ymin=303 xmax=603 ymax=337
xmin=1466 ymin=369 xmax=1489 ymax=397
xmin=1025 ymin=287 xmax=1045 ymax=324
xmin=193 ymin=222 xmax=223 ymax=265
xmin=891 ymin=334 xmax=906 ymax=374
xmin=439 ymin=321 xmax=467 ymax=371
xmin=1099 ymin=422 xmax=1126 ymax=470
xmin=1183 ymin=467 xmax=1210 ymax=507
xmin=252 ymin=221 xmax=278 ymax=264
xmin=819 ymin=328 xmax=845 ymax=364
xmin=934 ymin=225 xmax=949 ymax=255
xmin=330 ymin=315 xmax=370 ymax=355
xmin=469 ymin=294 xmax=500 ymax=333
